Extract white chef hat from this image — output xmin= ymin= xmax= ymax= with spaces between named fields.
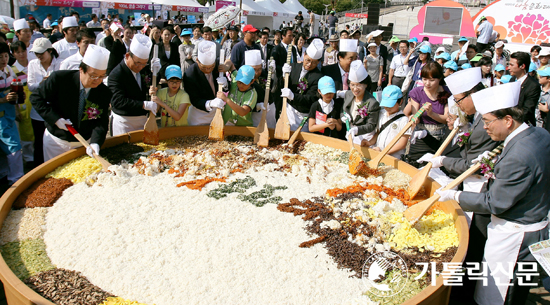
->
xmin=445 ymin=67 xmax=482 ymax=95
xmin=306 ymin=38 xmax=324 ymax=60
xmin=130 ymin=33 xmax=152 ymax=60
xmin=197 ymin=40 xmax=216 ymax=65
xmin=339 ymin=39 xmax=358 ymax=53
xmin=348 ymin=60 xmax=369 ymax=83
xmin=245 ymin=50 xmax=262 ymax=66
xmin=62 ymin=16 xmax=78 ymax=29
xmin=110 ymin=22 xmax=123 ymax=33
xmin=83 ymin=44 xmax=110 ymax=70
xmin=472 ymin=81 xmax=521 ymax=115
xmin=13 ymin=19 xmax=29 ymax=31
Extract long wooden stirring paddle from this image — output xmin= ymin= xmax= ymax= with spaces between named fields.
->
xmin=407 ymin=126 xmax=460 ymax=199
xmin=66 ymin=125 xmax=112 ymax=171
xmin=366 ymin=104 xmax=429 ymax=169
xmin=274 ymin=45 xmax=293 ymax=140
xmin=209 ymin=52 xmax=226 ymax=141
xmin=254 ymin=57 xmax=274 ymax=147
xmin=144 ymin=45 xmax=159 ymax=145
xmin=288 ymin=116 xmax=308 ymax=145
xmin=403 ymin=144 xmax=504 ymax=225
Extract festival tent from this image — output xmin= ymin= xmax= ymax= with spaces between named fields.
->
xmin=254 ymin=0 xmax=294 ymax=31
xmin=154 ymin=0 xmax=209 ymax=14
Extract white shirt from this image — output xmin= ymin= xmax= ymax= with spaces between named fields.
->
xmin=60 ymin=51 xmax=83 ymax=70
xmin=86 ymin=20 xmax=101 ymax=28
xmin=389 ymin=54 xmax=411 ymax=77
xmin=517 ymin=74 xmax=527 ymax=85
xmin=95 ymin=32 xmax=106 ymax=45
xmin=27 ymin=44 xmax=37 ymax=61
xmin=52 ymin=38 xmax=79 ymax=61
xmin=477 ymin=21 xmax=493 ymax=44
xmin=43 ymin=18 xmax=51 ymax=29
xmin=504 ymin=123 xmax=529 ymax=147
xmin=492 ymin=53 xmax=507 ymax=69
xmin=28 ymin=57 xmax=61 ymax=121
xmin=374 ymin=109 xmax=411 ymax=159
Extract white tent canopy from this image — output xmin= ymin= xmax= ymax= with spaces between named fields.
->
xmin=254 ymin=0 xmax=293 ymax=17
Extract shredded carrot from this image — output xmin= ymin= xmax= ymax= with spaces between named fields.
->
xmin=168 ymin=168 xmax=179 ymax=174
xmin=176 ymin=177 xmax=227 ymax=190
xmin=326 ymin=184 xmax=367 ymax=197
xmin=230 ymin=168 xmax=243 ymax=174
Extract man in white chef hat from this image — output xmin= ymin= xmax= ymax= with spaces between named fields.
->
xmin=52 ymin=16 xmax=79 ymax=61
xmin=245 ymin=49 xmax=275 ymax=128
xmin=437 ymin=81 xmax=550 ymax=305
xmin=13 ymin=18 xmax=36 ymax=61
xmin=321 ymin=38 xmax=358 ymax=106
xmin=108 ymin=33 xmax=161 ymax=136
xmin=277 ymin=38 xmax=325 ymax=131
xmin=30 ymin=44 xmax=113 ymax=161
xmin=183 ymin=40 xmax=230 ymax=126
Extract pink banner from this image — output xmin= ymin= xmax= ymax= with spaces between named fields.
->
xmin=216 ymin=0 xmax=235 ymax=11
xmin=345 ymin=13 xmax=368 ymax=18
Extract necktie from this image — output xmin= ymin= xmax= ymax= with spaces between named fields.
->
xmin=135 ymin=72 xmax=141 ymax=89
xmin=206 ymin=73 xmax=216 ymax=95
xmin=78 ymin=88 xmax=86 ymax=122
xmin=343 ymin=72 xmax=349 ymax=90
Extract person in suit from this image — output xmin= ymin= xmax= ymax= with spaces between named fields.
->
xmin=30 ymin=45 xmax=112 ymax=161
xmin=106 ymin=25 xmax=133 ymax=75
xmin=183 ymin=40 xmax=231 ymax=126
xmin=438 ymin=81 xmax=550 ymax=305
xmin=108 ymin=34 xmax=161 ymax=136
xmin=321 ymin=39 xmax=359 ymax=108
xmin=509 ymin=51 xmax=541 ymax=126
xmin=340 ymin=60 xmax=380 ymax=143
xmin=258 ymin=31 xmax=273 ymax=73
xmin=152 ymin=26 xmax=181 ymax=81
xmin=278 ymin=38 xmax=325 ymax=131
xmin=271 ymin=27 xmax=297 ymax=78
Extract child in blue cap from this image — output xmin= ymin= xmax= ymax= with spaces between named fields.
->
xmin=308 ymin=76 xmax=342 ymax=138
xmin=216 ymin=65 xmax=257 ymax=126
xmin=443 ymin=61 xmax=458 ymax=77
xmin=362 ymin=85 xmax=411 ymax=159
xmin=152 ymin=65 xmax=191 ymax=127
xmin=494 ymin=64 xmax=506 ymax=83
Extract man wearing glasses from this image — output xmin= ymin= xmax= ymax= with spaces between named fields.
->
xmin=108 ymin=33 xmax=161 ymax=136
xmin=30 ymin=45 xmax=112 ymax=161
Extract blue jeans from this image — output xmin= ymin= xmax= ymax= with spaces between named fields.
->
xmin=329 ymin=27 xmax=335 ymax=37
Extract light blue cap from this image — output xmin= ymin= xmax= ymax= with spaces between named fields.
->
xmin=419 ymin=45 xmax=431 ymax=54
xmin=435 ymin=52 xmax=451 ymax=61
xmin=537 ymin=66 xmax=550 ymax=77
xmin=318 ymin=76 xmax=336 ymax=95
xmin=408 ymin=37 xmax=418 ymax=43
xmin=181 ymin=29 xmax=192 ymax=36
xmin=500 ymin=75 xmax=513 ymax=83
xmin=443 ymin=60 xmax=458 ymax=71
xmin=494 ymin=64 xmax=506 ymax=72
xmin=51 ymin=21 xmax=58 ymax=26
xmin=379 ymin=85 xmax=403 ymax=108
xmin=529 ymin=62 xmax=537 ymax=72
xmin=236 ymin=65 xmax=255 ymax=85
xmin=461 ymin=63 xmax=472 ymax=69
xmin=458 ymin=36 xmax=468 ymax=42
xmin=165 ymin=65 xmax=182 ymax=80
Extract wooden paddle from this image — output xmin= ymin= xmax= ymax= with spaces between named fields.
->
xmin=254 ymin=56 xmax=274 ymax=147
xmin=366 ymin=104 xmax=429 ymax=169
xmin=403 ymin=144 xmax=504 ymax=225
xmin=209 ymin=52 xmax=226 ymax=141
xmin=66 ymin=125 xmax=112 ymax=171
xmin=274 ymin=45 xmax=293 ymax=140
xmin=143 ymin=45 xmax=159 ymax=145
xmin=288 ymin=116 xmax=308 ymax=145
xmin=407 ymin=126 xmax=461 ymax=199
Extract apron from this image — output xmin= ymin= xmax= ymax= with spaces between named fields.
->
xmin=111 ymin=112 xmax=148 ymax=136
xmin=187 ymin=106 xmax=215 ymax=126
xmin=462 ymin=175 xmax=488 ymax=226
xmin=474 ymin=215 xmax=549 ymax=305
xmin=286 ymin=104 xmax=309 ymax=132
xmin=252 ymin=103 xmax=280 ymax=129
xmin=43 ymin=129 xmax=82 ymax=161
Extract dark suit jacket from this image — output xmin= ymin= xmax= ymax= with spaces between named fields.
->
xmin=152 ymin=42 xmax=181 ymax=80
xmin=342 ymin=90 xmax=380 ymax=136
xmin=30 ymin=70 xmax=111 ymax=146
xmin=108 ymin=60 xmax=149 ymax=117
xmin=321 ymin=63 xmax=346 ymax=109
xmin=272 ymin=42 xmax=298 ymax=78
xmin=183 ymin=62 xmax=219 ymax=112
xmin=104 ymin=35 xmax=115 ymax=53
xmin=106 ymin=40 xmax=127 ymax=75
xmin=518 ymin=75 xmax=541 ymax=126
xmin=379 ymin=44 xmax=389 ymax=75
xmin=285 ymin=63 xmax=323 ymax=114
xmin=171 ymin=35 xmax=182 ymax=47
xmin=259 ymin=43 xmax=273 ymax=62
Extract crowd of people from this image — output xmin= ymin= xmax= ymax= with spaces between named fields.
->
xmin=0 ymin=11 xmax=550 ymax=304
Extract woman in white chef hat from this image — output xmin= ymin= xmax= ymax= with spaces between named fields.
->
xmin=340 ymin=59 xmax=380 ymax=145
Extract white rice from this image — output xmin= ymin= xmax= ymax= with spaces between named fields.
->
xmin=0 ymin=208 xmax=48 ymax=245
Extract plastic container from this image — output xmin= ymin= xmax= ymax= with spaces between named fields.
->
xmin=0 ymin=126 xmax=469 ymax=305
xmin=9 ymin=79 xmax=24 ymax=105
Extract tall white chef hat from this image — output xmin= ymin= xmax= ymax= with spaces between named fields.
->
xmin=472 ymin=81 xmax=521 ymax=115
xmin=62 ymin=16 xmax=78 ymax=29
xmin=245 ymin=50 xmax=262 ymax=66
xmin=445 ymin=67 xmax=482 ymax=95
xmin=130 ymin=34 xmax=152 ymax=60
xmin=348 ymin=60 xmax=369 ymax=83
xmin=13 ymin=18 xmax=29 ymax=31
xmin=82 ymin=44 xmax=110 ymax=71
xmin=197 ymin=40 xmax=216 ymax=65
xmin=306 ymin=38 xmax=324 ymax=60
xmin=339 ymin=39 xmax=358 ymax=53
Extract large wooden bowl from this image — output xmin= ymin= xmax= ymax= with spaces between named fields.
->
xmin=0 ymin=126 xmax=469 ymax=305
